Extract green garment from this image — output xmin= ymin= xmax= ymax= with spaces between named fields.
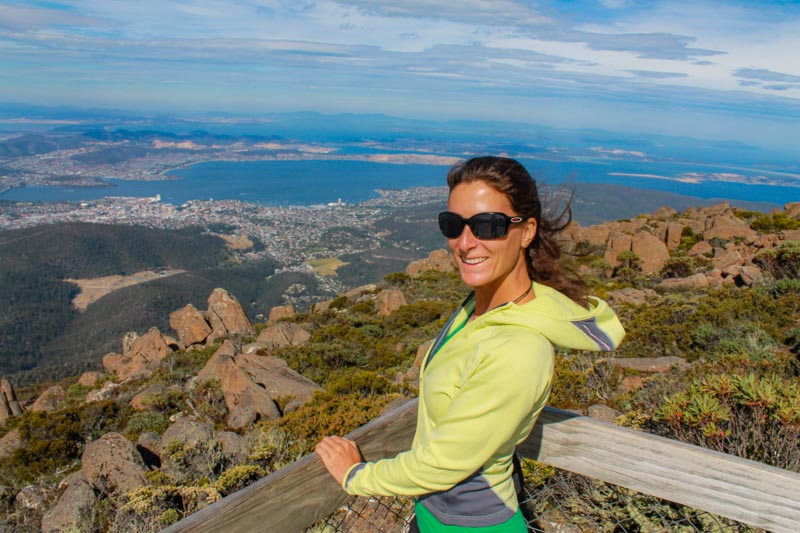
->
xmin=413 ymin=501 xmax=527 ymax=532
xmin=344 ymin=282 xmax=625 ymax=527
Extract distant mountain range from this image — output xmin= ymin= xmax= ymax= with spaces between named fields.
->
xmin=1 ymin=102 xmax=797 ymax=168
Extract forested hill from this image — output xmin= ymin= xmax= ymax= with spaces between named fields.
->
xmin=0 ymin=223 xmax=284 ymax=383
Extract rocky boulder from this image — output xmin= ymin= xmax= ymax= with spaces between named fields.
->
xmin=237 ymin=352 xmax=321 ymax=406
xmin=736 ymin=265 xmax=764 ymax=286
xmin=651 ymin=206 xmax=677 ymax=220
xmin=406 ymin=249 xmax=455 ymax=277
xmin=345 ymin=284 xmax=378 ymax=299
xmin=312 ymin=299 xmax=331 ymax=313
xmin=15 ymin=484 xmax=51 ymax=512
xmin=0 ymin=378 xmax=23 ymax=425
xmin=607 ymin=287 xmax=657 ymax=307
xmin=657 ymin=273 xmax=709 ymax=291
xmin=78 ymin=371 xmax=104 ymax=387
xmin=41 ymin=471 xmax=97 ymax=533
xmin=713 ymin=249 xmax=744 ymax=270
xmin=603 ymin=232 xmax=633 ymax=269
xmin=705 ymin=216 xmax=757 ymax=242
xmin=578 ymin=224 xmax=611 ymax=248
xmin=219 ymin=431 xmax=247 ymax=462
xmin=102 ymin=351 xmax=143 ymax=382
xmin=587 ymin=404 xmax=621 ymax=424
xmin=130 ymin=383 xmax=169 ymax=411
xmin=781 ymin=229 xmax=800 ymax=241
xmin=631 ymin=231 xmax=669 ymax=274
xmin=688 ymin=240 xmax=713 ymax=257
xmin=103 ymin=327 xmax=173 ymax=381
xmin=785 ymin=202 xmax=800 ymax=218
xmin=196 ymin=341 xmax=280 ymax=428
xmin=30 ymin=385 xmax=66 ymax=413
xmin=0 ymin=428 xmax=22 ymax=459
xmin=170 ymin=304 xmax=212 ymax=346
xmin=255 ymin=322 xmax=311 ymax=348
xmin=160 ymin=419 xmax=216 ymax=483
xmin=268 ymin=305 xmax=295 ymax=322
xmin=81 ymin=432 xmax=147 ymax=498
xmin=85 ymin=382 xmax=119 ymax=403
xmin=617 ymin=375 xmax=646 ymax=395
xmin=161 ymin=419 xmax=213 ymax=451
xmin=137 ymin=432 xmax=162 ymax=470
xmin=376 ymin=288 xmax=407 ymax=316
xmin=129 ymin=327 xmax=173 ymax=364
xmin=663 ymin=222 xmax=684 ymax=250
xmin=207 ymin=288 xmax=253 ymax=339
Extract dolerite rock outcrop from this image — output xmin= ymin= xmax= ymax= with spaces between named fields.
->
xmin=565 ymin=201 xmax=800 ymax=288
xmin=0 ymin=377 xmax=24 ymax=425
xmin=195 ymin=340 xmax=321 ymax=428
xmin=170 ymin=303 xmax=212 ymax=346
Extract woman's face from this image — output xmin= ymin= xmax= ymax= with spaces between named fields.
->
xmin=446 ymin=181 xmax=536 ymax=293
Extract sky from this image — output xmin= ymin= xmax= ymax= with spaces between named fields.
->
xmin=1 ymin=0 xmax=799 ymax=151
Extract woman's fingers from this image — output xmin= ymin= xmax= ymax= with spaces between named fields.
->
xmin=315 ymin=436 xmax=363 ymax=485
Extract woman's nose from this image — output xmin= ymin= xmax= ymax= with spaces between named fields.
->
xmin=456 ymin=225 xmax=479 ymax=249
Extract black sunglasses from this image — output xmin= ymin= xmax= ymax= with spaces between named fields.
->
xmin=438 ymin=211 xmax=524 ymax=240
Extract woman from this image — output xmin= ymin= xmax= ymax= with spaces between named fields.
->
xmin=316 ymin=156 xmax=625 ymax=531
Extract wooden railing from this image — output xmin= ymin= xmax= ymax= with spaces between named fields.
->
xmin=163 ymin=399 xmax=800 ymax=533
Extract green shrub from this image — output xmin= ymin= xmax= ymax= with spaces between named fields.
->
xmin=659 ymin=256 xmax=696 ymax=279
xmin=161 ymin=436 xmax=227 ymax=485
xmin=677 ymin=226 xmax=701 ymax=253
xmin=384 ymin=300 xmax=450 ymax=330
xmin=750 ymin=212 xmax=800 ymax=232
xmin=215 ymin=465 xmax=264 ymax=495
xmin=550 ymin=352 xmax=620 ymax=410
xmin=350 ymin=300 xmax=376 ymax=314
xmin=326 ymin=368 xmax=397 ymax=396
xmin=619 ymin=285 xmax=798 ymax=361
xmin=7 ymin=399 xmax=128 ymax=483
xmin=329 ymin=295 xmax=348 ymax=310
xmin=384 ymin=272 xmax=409 ymax=285
xmin=753 ymin=241 xmax=800 ymax=279
xmin=657 ymin=373 xmax=800 ymax=471
xmin=276 ymin=391 xmax=398 ymax=445
xmin=125 ymin=411 xmax=169 ymax=441
xmin=249 ymin=425 xmax=309 ymax=472
xmin=189 ymin=379 xmax=228 ymax=426
xmin=115 ymin=485 xmax=221 ymax=531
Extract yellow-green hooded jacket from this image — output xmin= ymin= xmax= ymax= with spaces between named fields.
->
xmin=343 ymin=282 xmax=625 ymax=527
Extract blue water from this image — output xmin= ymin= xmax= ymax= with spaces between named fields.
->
xmin=2 ymin=158 xmax=798 ymax=206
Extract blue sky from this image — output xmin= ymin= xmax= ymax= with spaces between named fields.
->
xmin=1 ymin=0 xmax=799 ymax=150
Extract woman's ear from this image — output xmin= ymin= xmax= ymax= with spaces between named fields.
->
xmin=522 ymin=218 xmax=537 ymax=248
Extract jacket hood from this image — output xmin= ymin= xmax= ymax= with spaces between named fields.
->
xmin=477 ymin=282 xmax=625 ymax=352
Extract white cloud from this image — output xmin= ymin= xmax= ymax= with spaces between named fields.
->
xmin=0 ymin=0 xmax=798 ymax=149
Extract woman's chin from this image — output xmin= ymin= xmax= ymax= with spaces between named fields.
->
xmin=458 ymin=269 xmax=491 ymax=289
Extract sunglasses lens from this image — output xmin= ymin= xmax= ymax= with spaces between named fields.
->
xmin=470 ymin=213 xmax=506 ymax=239
xmin=438 ymin=212 xmax=465 ymax=238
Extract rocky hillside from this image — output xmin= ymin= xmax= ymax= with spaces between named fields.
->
xmin=567 ymin=201 xmax=800 ymax=287
xmin=0 ymin=201 xmax=798 ymax=531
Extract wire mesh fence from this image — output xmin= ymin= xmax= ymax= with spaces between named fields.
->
xmin=307 ymin=464 xmax=756 ymax=532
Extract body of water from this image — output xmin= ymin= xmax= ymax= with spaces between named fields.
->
xmin=2 ymin=158 xmax=797 ymax=206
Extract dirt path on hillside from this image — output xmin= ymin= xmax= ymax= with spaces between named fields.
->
xmin=65 ymin=269 xmax=186 ymax=311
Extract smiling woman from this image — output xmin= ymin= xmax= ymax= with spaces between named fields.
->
xmin=315 ymin=156 xmax=625 ymax=532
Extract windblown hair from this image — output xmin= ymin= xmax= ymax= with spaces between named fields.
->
xmin=446 ymin=156 xmax=588 ymax=305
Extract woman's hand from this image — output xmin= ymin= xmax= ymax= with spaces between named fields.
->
xmin=315 ymin=436 xmax=363 ymax=486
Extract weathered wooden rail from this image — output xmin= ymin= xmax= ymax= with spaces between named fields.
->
xmin=163 ymin=399 xmax=800 ymax=533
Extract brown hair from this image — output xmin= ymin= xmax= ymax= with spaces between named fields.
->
xmin=446 ymin=156 xmax=588 ymax=305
